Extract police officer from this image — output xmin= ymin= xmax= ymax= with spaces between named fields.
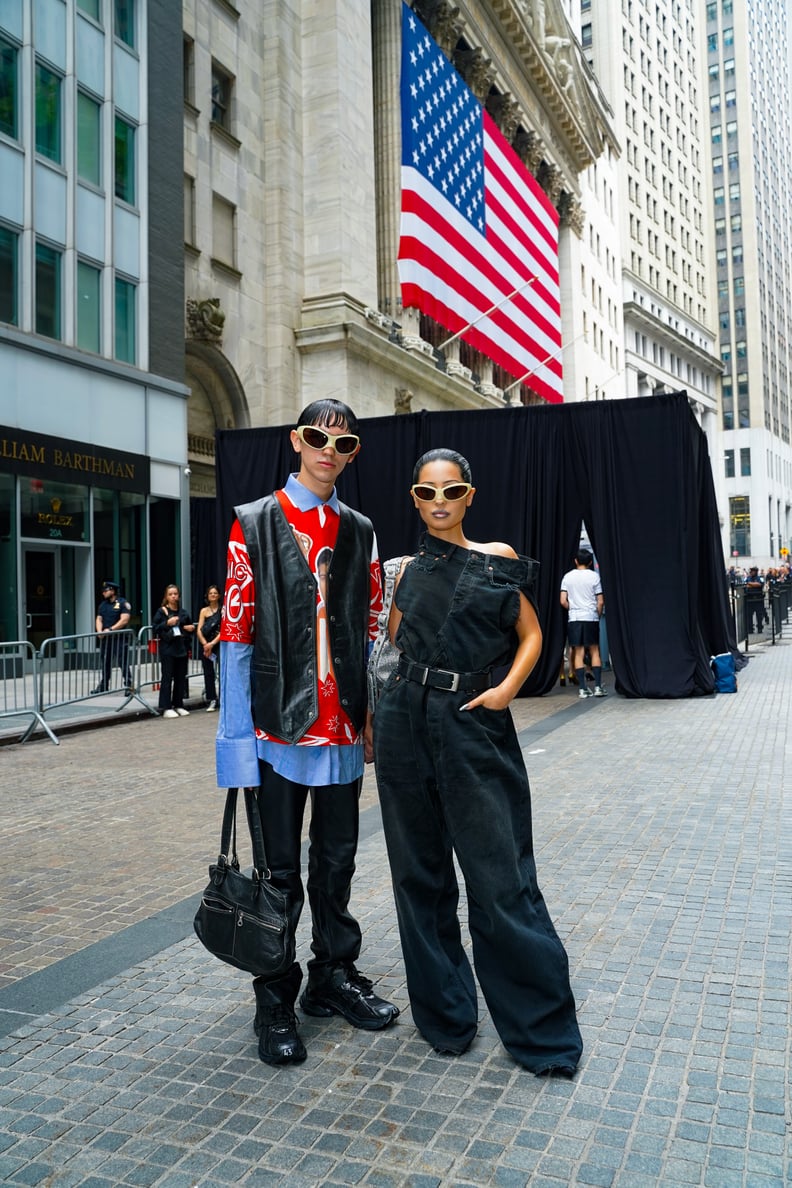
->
xmin=94 ymin=580 xmax=134 ymax=693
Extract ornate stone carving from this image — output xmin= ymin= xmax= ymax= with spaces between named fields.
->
xmin=395 ymin=388 xmax=414 ymax=415
xmin=186 ymin=297 xmax=226 ymax=344
xmin=486 ymin=93 xmax=522 ymax=142
xmin=558 ymin=191 xmax=585 ymax=236
xmin=513 ymin=129 xmax=545 ymax=173
xmin=537 ymin=161 xmax=564 ymax=204
xmin=453 ymin=46 xmax=495 ymax=101
xmin=413 ymin=0 xmax=462 ymax=57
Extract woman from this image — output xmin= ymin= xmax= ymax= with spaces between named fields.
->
xmin=373 ymin=449 xmax=583 ymax=1076
xmin=196 ymin=584 xmax=222 ymax=711
xmin=152 ymin=584 xmax=195 ymax=719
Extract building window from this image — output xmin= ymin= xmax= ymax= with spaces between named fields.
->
xmin=35 ymin=62 xmax=62 ymax=163
xmin=115 ymin=0 xmax=135 ymax=49
xmin=729 ymin=495 xmax=749 ymax=555
xmin=581 ymin=23 xmax=592 ymax=48
xmin=114 ymin=115 xmax=135 ymax=203
xmin=212 ymin=194 xmax=235 ymax=268
xmin=0 ymin=225 xmax=18 ymax=325
xmin=35 ymin=242 xmax=62 ymax=339
xmin=740 ymin=447 xmax=751 ymax=476
xmin=114 ymin=276 xmax=136 ymax=363
xmin=77 ymin=260 xmax=101 ymax=353
xmin=77 ymin=0 xmax=101 ymax=19
xmin=211 ymin=61 xmax=233 ymax=131
xmin=77 ymin=91 xmax=101 ymax=186
xmin=184 ymin=174 xmax=196 ymax=246
xmin=724 ymin=449 xmax=735 ymax=478
xmin=0 ymin=37 xmax=18 ymax=140
xmin=183 ymin=36 xmax=195 ymax=106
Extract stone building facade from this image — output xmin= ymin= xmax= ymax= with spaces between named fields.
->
xmin=182 ymin=0 xmax=616 ymax=496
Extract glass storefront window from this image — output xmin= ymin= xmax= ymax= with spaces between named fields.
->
xmin=20 ymin=478 xmax=89 ymax=543
xmin=0 ymin=474 xmax=16 ymax=642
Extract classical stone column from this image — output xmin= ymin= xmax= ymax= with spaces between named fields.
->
xmin=302 ymin=0 xmax=378 ymax=306
xmin=372 ymin=0 xmax=403 ymax=319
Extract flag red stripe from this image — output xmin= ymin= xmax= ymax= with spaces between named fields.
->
xmin=400 ymin=189 xmax=561 ymax=341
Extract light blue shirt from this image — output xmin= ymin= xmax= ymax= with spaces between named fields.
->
xmin=215 ymin=475 xmax=366 ymax=789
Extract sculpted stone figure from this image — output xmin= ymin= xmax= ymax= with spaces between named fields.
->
xmin=186 ymin=297 xmax=226 ymax=343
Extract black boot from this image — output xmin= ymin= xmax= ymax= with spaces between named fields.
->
xmin=300 ymin=964 xmax=399 ymax=1031
xmin=252 ymin=964 xmax=306 ymax=1066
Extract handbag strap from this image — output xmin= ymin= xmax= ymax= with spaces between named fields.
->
xmin=220 ymin=787 xmax=271 ymax=879
xmin=243 ymin=787 xmax=271 ymax=878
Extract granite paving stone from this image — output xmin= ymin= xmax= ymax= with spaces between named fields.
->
xmin=0 ymin=641 xmax=790 ymax=1184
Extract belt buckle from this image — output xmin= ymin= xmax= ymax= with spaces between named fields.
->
xmin=435 ymin=667 xmax=459 ymax=693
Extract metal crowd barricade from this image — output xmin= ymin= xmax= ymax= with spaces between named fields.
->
xmin=37 ymin=629 xmax=155 ymax=721
xmin=0 ymin=640 xmax=58 ymax=745
xmin=137 ymin=625 xmax=205 ymax=704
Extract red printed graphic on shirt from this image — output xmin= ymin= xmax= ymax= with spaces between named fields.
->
xmin=220 ymin=491 xmax=382 ymax=747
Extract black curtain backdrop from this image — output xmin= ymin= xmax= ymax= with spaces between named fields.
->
xmin=211 ymin=393 xmax=736 ymax=698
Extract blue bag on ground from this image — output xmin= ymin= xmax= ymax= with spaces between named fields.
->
xmin=711 ymin=653 xmax=737 ymax=693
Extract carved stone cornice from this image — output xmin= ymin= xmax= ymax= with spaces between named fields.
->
xmin=484 ymin=0 xmax=617 ymax=175
xmin=453 ymin=45 xmax=495 ymax=101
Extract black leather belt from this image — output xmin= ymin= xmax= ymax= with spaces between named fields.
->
xmin=397 ymin=654 xmax=492 ymax=694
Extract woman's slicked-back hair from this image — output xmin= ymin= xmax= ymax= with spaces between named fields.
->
xmin=297 ymin=398 xmax=359 ymax=435
xmin=412 ymin=448 xmax=472 ymax=485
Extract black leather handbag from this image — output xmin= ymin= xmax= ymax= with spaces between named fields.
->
xmin=194 ymin=788 xmax=295 ymax=978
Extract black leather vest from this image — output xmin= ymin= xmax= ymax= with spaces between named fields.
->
xmin=235 ymin=494 xmax=373 ymax=744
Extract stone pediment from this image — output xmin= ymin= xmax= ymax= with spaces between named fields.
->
xmin=488 ymin=0 xmax=617 ymax=174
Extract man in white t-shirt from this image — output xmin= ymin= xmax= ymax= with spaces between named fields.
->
xmin=560 ymin=550 xmax=605 ymax=699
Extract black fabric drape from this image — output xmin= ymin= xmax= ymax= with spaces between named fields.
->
xmin=213 ymin=394 xmax=732 ymax=699
xmin=190 ymin=497 xmax=219 ymax=615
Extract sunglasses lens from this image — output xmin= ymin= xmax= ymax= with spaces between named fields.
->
xmin=412 ymin=485 xmax=436 ymax=501
xmin=443 ymin=484 xmax=470 ymax=501
xmin=301 ymin=426 xmax=329 ymax=449
xmin=334 ymin=435 xmax=359 ymax=455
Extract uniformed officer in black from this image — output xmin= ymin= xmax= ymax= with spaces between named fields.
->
xmin=94 ymin=580 xmax=134 ymax=693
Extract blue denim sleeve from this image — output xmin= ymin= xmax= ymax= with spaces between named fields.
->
xmin=215 ymin=642 xmax=261 ymax=789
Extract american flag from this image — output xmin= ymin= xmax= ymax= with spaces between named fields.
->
xmin=398 ymin=2 xmax=563 ymax=404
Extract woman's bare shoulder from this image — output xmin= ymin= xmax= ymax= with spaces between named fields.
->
xmin=468 ymin=540 xmax=518 ymax=559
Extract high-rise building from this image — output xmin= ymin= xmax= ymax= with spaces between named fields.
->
xmin=0 ymin=0 xmax=187 ymax=645
xmin=575 ymin=0 xmax=722 ymax=438
xmin=705 ymin=0 xmax=792 ymax=563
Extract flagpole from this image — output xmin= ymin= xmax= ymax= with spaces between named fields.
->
xmin=434 ymin=277 xmax=538 ymax=368
xmin=501 ymin=330 xmax=588 ymax=404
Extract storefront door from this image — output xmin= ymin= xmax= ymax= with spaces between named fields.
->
xmin=23 ymin=548 xmax=57 ymax=650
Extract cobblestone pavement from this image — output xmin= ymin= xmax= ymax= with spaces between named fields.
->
xmin=0 ymin=644 xmax=789 ymax=1186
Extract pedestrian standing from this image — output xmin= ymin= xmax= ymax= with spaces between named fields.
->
xmin=93 ymin=579 xmax=133 ymax=694
xmin=560 ymin=550 xmax=606 ymax=698
xmin=373 ymin=448 xmax=582 ymax=1076
xmin=216 ymin=398 xmax=399 ymax=1066
xmin=152 ymin=584 xmax=195 ymax=718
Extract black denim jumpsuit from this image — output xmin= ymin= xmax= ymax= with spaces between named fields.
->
xmin=374 ymin=532 xmax=583 ymax=1073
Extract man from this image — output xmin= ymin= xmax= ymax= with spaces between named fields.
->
xmin=560 ymin=550 xmax=605 ymax=699
xmin=216 ymin=398 xmax=399 ymax=1066
xmin=94 ymin=580 xmax=133 ymax=694
xmin=743 ymin=566 xmax=765 ymax=634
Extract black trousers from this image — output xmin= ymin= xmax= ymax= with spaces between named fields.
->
xmin=254 ymin=761 xmax=362 ymax=984
xmin=100 ymin=634 xmax=132 ymax=689
xmin=374 ymin=681 xmax=583 ymax=1073
xmin=158 ymin=654 xmax=187 ymax=710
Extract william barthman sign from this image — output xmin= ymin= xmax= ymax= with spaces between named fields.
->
xmin=0 ymin=426 xmax=150 ymax=493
